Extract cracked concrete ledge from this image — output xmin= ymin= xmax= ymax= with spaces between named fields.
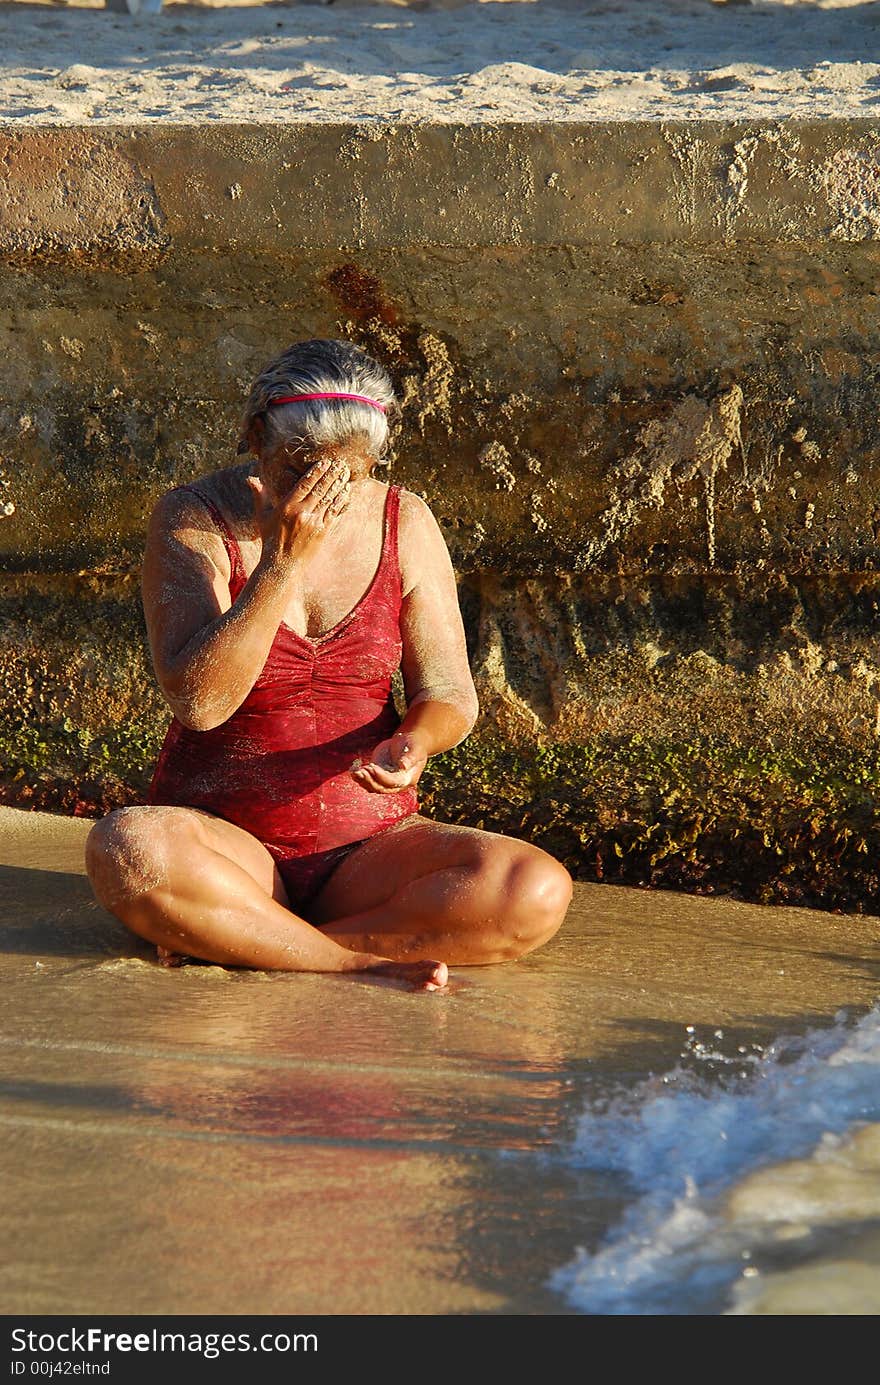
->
xmin=2 ymin=121 xmax=880 ymax=260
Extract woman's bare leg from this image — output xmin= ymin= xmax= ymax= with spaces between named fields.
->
xmin=310 ymin=816 xmax=573 ymax=965
xmin=84 ymin=806 xmax=447 ymax=990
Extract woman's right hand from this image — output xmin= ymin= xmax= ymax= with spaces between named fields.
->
xmin=247 ymin=457 xmax=351 ymax=568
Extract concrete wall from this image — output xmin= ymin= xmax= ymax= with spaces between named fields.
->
xmin=3 ymin=121 xmax=880 ymax=910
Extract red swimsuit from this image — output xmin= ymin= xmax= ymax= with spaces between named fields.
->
xmin=147 ymin=482 xmax=419 ymax=911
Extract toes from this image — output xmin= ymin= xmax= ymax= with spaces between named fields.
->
xmin=420 ymin=960 xmax=448 ymax=991
xmin=365 ymin=958 xmax=449 ymax=991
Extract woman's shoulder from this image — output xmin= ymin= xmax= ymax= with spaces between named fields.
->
xmin=151 ymin=462 xmax=254 ymax=530
xmin=144 ymin=465 xmax=254 ymax=587
xmin=394 ymin=486 xmax=453 ymax=595
xmin=396 ymin=484 xmax=447 ymax=536
xmin=396 ymin=483 xmax=439 ymax=528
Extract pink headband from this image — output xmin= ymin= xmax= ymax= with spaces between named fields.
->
xmin=269 ymin=392 xmax=387 ymax=414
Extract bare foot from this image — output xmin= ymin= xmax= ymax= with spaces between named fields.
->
xmin=154 ymin=941 xmax=446 ymax=990
xmin=364 ymin=959 xmax=449 ymax=992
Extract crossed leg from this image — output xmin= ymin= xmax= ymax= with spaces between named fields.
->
xmin=310 ymin=814 xmax=572 ymax=964
xmin=85 ymin=806 xmax=572 ymax=990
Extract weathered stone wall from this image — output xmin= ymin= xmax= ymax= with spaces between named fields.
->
xmin=3 ymin=121 xmax=880 ymax=910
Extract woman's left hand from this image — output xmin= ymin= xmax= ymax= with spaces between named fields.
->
xmin=350 ymin=730 xmax=428 ymax=794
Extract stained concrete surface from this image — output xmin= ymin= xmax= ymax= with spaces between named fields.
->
xmin=1 ymin=805 xmax=879 ymax=1315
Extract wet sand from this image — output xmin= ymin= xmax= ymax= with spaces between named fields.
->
xmin=1 ymin=804 xmax=879 ymax=1315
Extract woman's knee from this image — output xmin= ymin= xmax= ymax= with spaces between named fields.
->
xmin=479 ymin=844 xmax=573 ymax=958
xmin=85 ymin=806 xmax=189 ymax=908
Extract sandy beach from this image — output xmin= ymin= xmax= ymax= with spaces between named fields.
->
xmin=2 ymin=0 xmax=879 ymax=124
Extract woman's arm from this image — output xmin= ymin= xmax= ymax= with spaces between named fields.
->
xmin=352 ymin=489 xmax=479 ymax=793
xmin=141 ymin=461 xmax=350 ymax=730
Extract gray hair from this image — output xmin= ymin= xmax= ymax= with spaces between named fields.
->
xmin=239 ymin=339 xmax=397 ymax=458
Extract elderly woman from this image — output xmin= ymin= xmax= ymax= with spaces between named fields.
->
xmin=85 ymin=339 xmax=572 ymax=990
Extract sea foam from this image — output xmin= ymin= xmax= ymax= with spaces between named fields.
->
xmin=550 ymin=1003 xmax=880 ymax=1314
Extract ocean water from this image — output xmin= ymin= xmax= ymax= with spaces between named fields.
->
xmin=550 ymin=1003 xmax=880 ymax=1315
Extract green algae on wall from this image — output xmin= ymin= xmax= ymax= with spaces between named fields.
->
xmin=3 ymin=701 xmax=880 ymax=915
xmin=420 ymin=734 xmax=880 ymax=914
